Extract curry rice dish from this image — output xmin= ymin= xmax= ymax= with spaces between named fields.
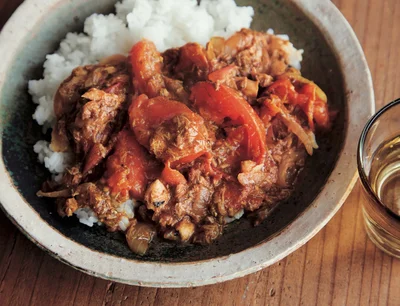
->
xmin=37 ymin=29 xmax=332 ymax=255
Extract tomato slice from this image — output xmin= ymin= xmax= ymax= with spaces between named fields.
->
xmin=129 ymin=94 xmax=209 ymax=166
xmin=267 ymin=78 xmax=330 ymax=130
xmin=207 ymin=64 xmax=238 ymax=90
xmin=129 ymin=94 xmax=193 ymax=147
xmin=175 ymin=43 xmax=209 ymax=73
xmin=161 ymin=163 xmax=187 ymax=186
xmin=105 ymin=129 xmax=160 ymax=201
xmin=190 ymin=82 xmax=267 ymax=163
xmin=208 ymin=64 xmax=237 ymax=83
xmin=129 ymin=40 xmax=164 ymax=97
xmin=267 ymin=79 xmax=298 ymax=102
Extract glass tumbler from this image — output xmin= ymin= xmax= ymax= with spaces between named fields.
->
xmin=358 ymin=98 xmax=400 ymax=258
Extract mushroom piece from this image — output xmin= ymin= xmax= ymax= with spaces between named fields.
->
xmin=175 ymin=218 xmax=195 ymax=242
xmin=125 ymin=222 xmax=156 ymax=256
xmin=144 ymin=179 xmax=170 ymax=210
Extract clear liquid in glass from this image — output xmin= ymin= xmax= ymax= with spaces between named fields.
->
xmin=369 ymin=136 xmax=400 ymax=216
xmin=362 ymin=135 xmax=400 ymax=258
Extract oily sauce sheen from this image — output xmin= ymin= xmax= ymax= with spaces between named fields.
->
xmin=38 ymin=29 xmax=333 ymax=255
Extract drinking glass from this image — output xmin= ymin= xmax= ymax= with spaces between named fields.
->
xmin=358 ymin=98 xmax=400 ymax=258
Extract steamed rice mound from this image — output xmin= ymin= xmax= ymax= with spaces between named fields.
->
xmin=29 ymin=0 xmax=256 ymax=130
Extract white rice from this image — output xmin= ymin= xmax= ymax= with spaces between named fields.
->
xmin=74 ymin=207 xmax=102 ymax=227
xmin=33 ymin=140 xmax=72 ymax=174
xmin=118 ymin=216 xmax=130 ymax=231
xmin=116 ymin=199 xmax=137 ymax=219
xmin=267 ymin=28 xmax=303 ymax=70
xmin=74 ymin=199 xmax=137 ymax=229
xmin=224 ymin=209 xmax=245 ymax=224
xmin=29 ymin=0 xmax=303 ymax=227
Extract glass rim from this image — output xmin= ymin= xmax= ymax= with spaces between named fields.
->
xmin=357 ymin=98 xmax=400 ymax=205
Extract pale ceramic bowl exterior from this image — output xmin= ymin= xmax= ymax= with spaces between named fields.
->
xmin=0 ymin=0 xmax=374 ymax=287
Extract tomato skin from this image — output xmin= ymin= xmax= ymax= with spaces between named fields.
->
xmin=171 ymin=151 xmax=207 ymax=168
xmin=129 ymin=94 xmax=194 ymax=147
xmin=267 ymin=79 xmax=296 ymax=102
xmin=105 ymin=129 xmax=160 ymax=201
xmin=161 ymin=163 xmax=187 ymax=186
xmin=190 ymin=82 xmax=267 ymax=163
xmin=175 ymin=43 xmax=209 ymax=73
xmin=297 ymin=83 xmax=316 ymax=130
xmin=129 ymin=40 xmax=164 ymax=97
xmin=267 ymin=78 xmax=330 ymax=130
xmin=208 ymin=64 xmax=237 ymax=83
xmin=129 ymin=94 xmax=209 ymax=167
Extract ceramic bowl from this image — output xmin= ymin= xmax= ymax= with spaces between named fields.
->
xmin=0 ymin=0 xmax=374 ymax=287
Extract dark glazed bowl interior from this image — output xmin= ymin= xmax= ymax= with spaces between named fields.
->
xmin=1 ymin=0 xmax=345 ymax=262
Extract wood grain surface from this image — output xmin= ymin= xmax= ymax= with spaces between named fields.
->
xmin=1 ymin=0 xmax=400 ymax=305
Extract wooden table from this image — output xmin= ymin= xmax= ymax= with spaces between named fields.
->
xmin=1 ymin=0 xmax=400 ymax=305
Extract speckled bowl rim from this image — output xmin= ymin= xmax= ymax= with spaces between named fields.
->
xmin=0 ymin=0 xmax=374 ymax=288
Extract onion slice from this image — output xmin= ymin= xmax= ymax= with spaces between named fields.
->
xmin=37 ymin=189 xmax=71 ymax=198
xmin=264 ymin=96 xmax=318 ymax=155
xmin=279 ymin=114 xmax=318 ymax=155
